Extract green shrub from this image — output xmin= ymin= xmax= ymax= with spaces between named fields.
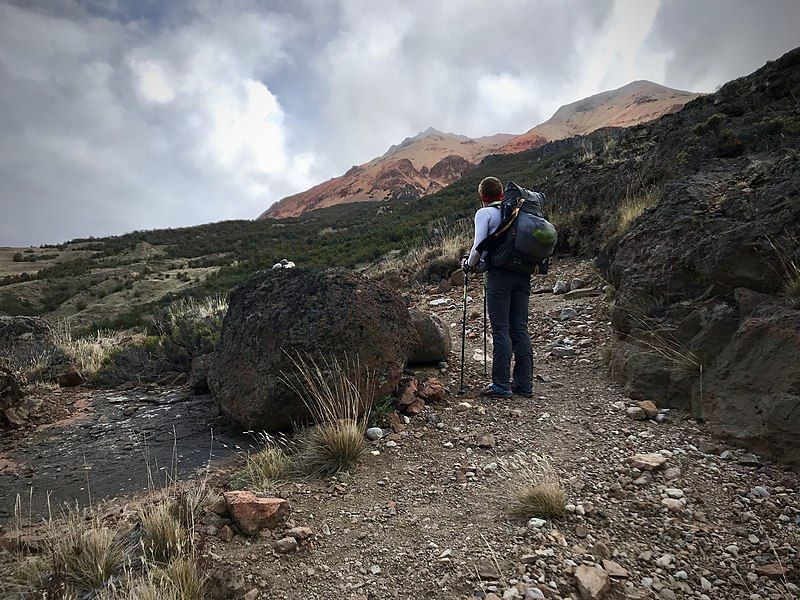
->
xmin=717 ymin=128 xmax=744 ymax=157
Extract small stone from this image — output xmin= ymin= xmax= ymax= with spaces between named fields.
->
xmin=661 ymin=498 xmax=685 ymax=512
xmin=638 ymin=400 xmax=659 ymax=419
xmin=602 ymin=559 xmax=629 ymax=578
xmin=570 ymin=277 xmax=587 ymax=290
xmin=748 ymin=534 xmax=759 ymax=544
xmin=755 ymin=563 xmax=791 ymax=579
xmin=365 ymin=427 xmax=384 ymax=441
xmin=475 ymin=559 xmax=501 ymax=580
xmin=369 ymin=565 xmax=381 ymax=575
xmin=626 ymin=407 xmax=647 ymax=421
xmin=551 ymin=346 xmax=576 ymax=358
xmin=243 ymin=589 xmax=260 ymax=600
xmin=385 ymin=440 xmax=398 ymax=448
xmin=455 ymin=402 xmax=472 ymax=412
xmin=659 ymin=590 xmax=677 ymax=600
xmin=273 ymin=536 xmax=298 ymax=553
xmin=724 ymin=544 xmax=739 ymax=556
xmin=553 ymin=281 xmax=568 ymax=295
xmin=664 ymin=488 xmax=684 ymax=499
xmin=559 ymin=307 xmax=577 ymax=321
xmin=218 ymin=525 xmax=235 ymax=542
xmin=284 ymin=526 xmax=314 ymax=541
xmin=663 ymin=467 xmax=681 ymax=481
xmin=574 ymin=564 xmax=610 ymax=600
xmin=628 ymin=453 xmax=668 ymax=470
xmin=751 ymin=486 xmax=769 ymax=497
xmin=655 ymin=554 xmax=674 ymax=567
xmin=477 ymin=433 xmax=496 ymax=449
xmin=700 ymin=576 xmax=712 ymax=590
xmin=527 ymin=518 xmax=547 ymax=529
xmin=223 ymin=491 xmax=289 ymax=536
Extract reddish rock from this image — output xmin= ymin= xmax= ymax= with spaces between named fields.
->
xmin=403 ymin=397 xmax=425 ymax=415
xmin=755 ymin=563 xmax=791 ymax=579
xmin=397 ymin=378 xmax=418 ymax=406
xmin=638 ymin=400 xmax=659 ymax=419
xmin=387 ymin=410 xmax=405 ymax=433
xmin=418 ymin=378 xmax=446 ymax=403
xmin=223 ymin=491 xmax=289 ymax=536
xmin=56 ymin=366 xmax=84 ymax=387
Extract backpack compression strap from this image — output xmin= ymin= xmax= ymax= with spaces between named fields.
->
xmin=475 ymin=196 xmax=525 ymax=253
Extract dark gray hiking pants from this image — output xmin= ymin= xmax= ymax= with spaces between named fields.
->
xmin=486 ymin=268 xmax=533 ymax=393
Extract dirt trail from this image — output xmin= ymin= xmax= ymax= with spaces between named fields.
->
xmin=0 ymin=387 xmax=243 ymax=522
xmin=201 ymin=260 xmax=798 ymax=600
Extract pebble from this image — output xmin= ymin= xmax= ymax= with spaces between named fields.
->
xmin=527 ymin=518 xmax=547 ymax=529
xmin=365 ymin=427 xmax=384 ymax=441
xmin=655 ymin=554 xmax=674 ymax=567
xmin=559 ymin=307 xmax=577 ymax=321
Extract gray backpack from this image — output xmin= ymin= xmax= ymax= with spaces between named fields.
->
xmin=476 ymin=181 xmax=557 ymax=275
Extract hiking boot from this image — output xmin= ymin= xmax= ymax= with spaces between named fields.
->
xmin=511 ymin=385 xmax=534 ymax=398
xmin=480 ymin=384 xmax=513 ymax=398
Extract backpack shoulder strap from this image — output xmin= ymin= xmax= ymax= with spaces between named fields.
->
xmin=475 ymin=196 xmax=524 ymax=253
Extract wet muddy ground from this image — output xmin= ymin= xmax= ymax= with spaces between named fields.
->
xmin=0 ymin=388 xmax=245 ymax=522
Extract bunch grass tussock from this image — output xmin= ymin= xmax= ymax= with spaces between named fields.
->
xmin=47 ymin=508 xmax=126 ymax=590
xmin=768 ymin=236 xmax=800 ymax=308
xmin=282 ymin=353 xmax=376 ymax=476
xmin=138 ymin=500 xmax=191 ymax=564
xmin=230 ymin=433 xmax=293 ymax=493
xmin=617 ymin=187 xmax=662 ymax=232
xmin=52 ymin=320 xmax=129 ymax=378
xmin=507 ymin=454 xmax=567 ymax=520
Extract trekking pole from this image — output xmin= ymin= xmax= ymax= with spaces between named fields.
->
xmin=459 ymin=270 xmax=468 ymax=394
xmin=483 ymin=275 xmax=488 ymax=377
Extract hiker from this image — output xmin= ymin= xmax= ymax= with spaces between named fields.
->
xmin=461 ymin=176 xmax=555 ymax=398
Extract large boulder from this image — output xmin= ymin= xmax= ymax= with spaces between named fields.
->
xmin=208 ymin=269 xmax=416 ymax=431
xmin=407 ymin=309 xmax=451 ymax=364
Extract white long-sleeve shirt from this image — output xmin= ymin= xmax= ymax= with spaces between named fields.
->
xmin=466 ymin=205 xmax=502 ymax=267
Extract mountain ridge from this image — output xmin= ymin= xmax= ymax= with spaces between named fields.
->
xmin=260 ymin=80 xmax=701 ymax=219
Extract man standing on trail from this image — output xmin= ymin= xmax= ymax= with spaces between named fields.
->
xmin=461 ymin=176 xmax=534 ymax=399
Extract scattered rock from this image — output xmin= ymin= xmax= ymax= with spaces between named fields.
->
xmin=628 ymin=453 xmax=668 ymax=471
xmin=223 ymin=491 xmax=289 ymax=536
xmin=284 ymin=526 xmax=314 ymax=541
xmin=477 ymin=433 xmax=496 ymax=449
xmin=638 ymin=400 xmax=659 ymax=419
xmin=626 ymin=407 xmax=647 ymax=420
xmin=553 ymin=281 xmax=568 ymax=295
xmin=574 ymin=564 xmax=611 ymax=600
xmin=365 ymin=427 xmax=384 ymax=441
xmin=559 ymin=307 xmax=578 ymax=321
xmin=418 ymin=378 xmax=446 ymax=403
xmin=273 ymin=536 xmax=299 ymax=554
xmin=602 ymin=559 xmax=629 ymax=578
xmin=755 ymin=563 xmax=791 ymax=579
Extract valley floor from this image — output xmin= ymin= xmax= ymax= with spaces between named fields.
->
xmin=1 ymin=260 xmax=797 ymax=599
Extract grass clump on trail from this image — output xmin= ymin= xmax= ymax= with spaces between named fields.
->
xmin=230 ymin=433 xmax=293 ymax=493
xmin=283 ymin=354 xmax=376 ymax=476
xmin=508 ymin=454 xmax=567 ymax=520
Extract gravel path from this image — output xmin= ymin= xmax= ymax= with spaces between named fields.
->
xmin=200 ymin=260 xmax=799 ymax=600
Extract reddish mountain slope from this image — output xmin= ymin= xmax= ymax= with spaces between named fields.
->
xmin=496 ymin=80 xmax=700 ymax=154
xmin=260 ymin=81 xmax=700 ymax=219
xmin=260 ymin=129 xmax=514 ymax=218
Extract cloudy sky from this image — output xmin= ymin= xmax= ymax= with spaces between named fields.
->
xmin=1 ymin=0 xmax=798 ymax=246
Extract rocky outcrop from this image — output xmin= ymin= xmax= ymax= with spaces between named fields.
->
xmin=407 ymin=310 xmax=451 ymax=364
xmin=208 ymin=269 xmax=416 ymax=431
xmin=597 ymin=48 xmax=800 ymax=463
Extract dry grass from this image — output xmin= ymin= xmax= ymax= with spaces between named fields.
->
xmin=768 ymin=237 xmax=800 ymax=308
xmin=149 ymin=558 xmax=206 ymax=600
xmin=161 ymin=294 xmax=228 ymax=325
xmin=230 ymin=433 xmax=293 ymax=493
xmin=507 ymin=454 xmax=567 ymax=520
xmin=283 ymin=354 xmax=376 ymax=476
xmin=371 ymin=218 xmax=472 ymax=280
xmin=138 ymin=501 xmax=191 ymax=564
xmin=617 ymin=188 xmax=661 ymax=232
xmin=48 ymin=510 xmax=126 ymax=590
xmin=52 ymin=320 xmax=129 ymax=378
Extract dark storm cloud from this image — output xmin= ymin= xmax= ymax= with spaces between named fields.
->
xmin=0 ymin=0 xmax=798 ymax=246
xmin=643 ymin=0 xmax=800 ymax=92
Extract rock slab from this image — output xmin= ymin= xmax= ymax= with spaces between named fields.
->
xmin=223 ymin=491 xmax=289 ymax=536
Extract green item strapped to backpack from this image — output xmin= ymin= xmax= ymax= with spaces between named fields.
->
xmin=475 ymin=181 xmax=557 ymax=275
